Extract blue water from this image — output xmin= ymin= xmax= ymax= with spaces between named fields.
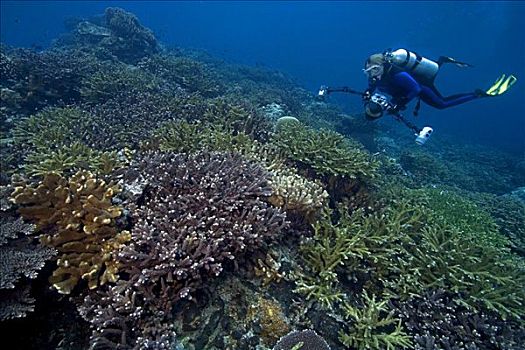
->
xmin=2 ymin=0 xmax=524 ymax=153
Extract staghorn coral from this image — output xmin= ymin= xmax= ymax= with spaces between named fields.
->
xmin=338 ymin=292 xmax=412 ymax=350
xmin=350 ymin=186 xmax=525 ymax=321
xmin=82 ymin=91 xmax=181 ymax=150
xmin=268 ymin=168 xmax=329 ymax=223
xmin=23 ymin=141 xmax=123 ymax=177
xmin=11 ymin=171 xmax=129 ymax=294
xmin=78 ymin=283 xmax=177 ymax=350
xmin=13 ymin=106 xmax=94 ymax=152
xmin=271 ymin=121 xmax=378 ymax=180
xmin=273 ymin=329 xmax=331 ymax=350
xmin=470 ymin=191 xmax=525 ymax=255
xmin=150 ymin=119 xmax=257 ymax=155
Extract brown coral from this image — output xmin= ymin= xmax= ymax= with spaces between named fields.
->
xmin=11 ymin=171 xmax=129 ymax=294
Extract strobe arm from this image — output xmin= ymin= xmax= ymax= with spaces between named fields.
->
xmin=318 ymin=85 xmax=365 ymax=98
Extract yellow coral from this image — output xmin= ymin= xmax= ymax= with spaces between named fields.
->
xmin=11 ymin=171 xmax=129 ymax=294
xmin=268 ymin=169 xmax=329 ymax=223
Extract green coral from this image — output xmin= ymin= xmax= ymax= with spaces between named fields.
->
xmin=80 ymin=64 xmax=161 ymax=102
xmin=294 ymin=185 xmax=525 ymax=326
xmin=23 ymin=142 xmax=122 ymax=177
xmin=150 ymin=120 xmax=257 ymax=155
xmin=13 ymin=106 xmax=92 ymax=151
xmin=271 ymin=122 xmax=378 ymax=180
xmin=338 ymin=292 xmax=412 ymax=350
xmin=470 ymin=191 xmax=525 ymax=255
xmin=293 ymin=208 xmax=388 ymax=310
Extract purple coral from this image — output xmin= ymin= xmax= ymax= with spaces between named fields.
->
xmin=120 ymin=151 xmax=288 ymax=304
xmin=79 ymin=151 xmax=288 ymax=348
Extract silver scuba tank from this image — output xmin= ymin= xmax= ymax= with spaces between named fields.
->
xmin=385 ymin=48 xmax=439 ymax=83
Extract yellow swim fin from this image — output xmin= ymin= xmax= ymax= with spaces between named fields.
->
xmin=486 ymin=74 xmax=506 ymax=95
xmin=495 ymin=74 xmax=517 ymax=95
xmin=486 ymin=74 xmax=517 ymax=96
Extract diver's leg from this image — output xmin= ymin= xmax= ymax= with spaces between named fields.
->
xmin=420 ymin=85 xmax=479 ymax=109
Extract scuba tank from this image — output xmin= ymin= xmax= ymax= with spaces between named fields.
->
xmin=384 ymin=48 xmax=439 ymax=84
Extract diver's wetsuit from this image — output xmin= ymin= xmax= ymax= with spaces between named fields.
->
xmin=369 ymin=65 xmax=480 ymax=110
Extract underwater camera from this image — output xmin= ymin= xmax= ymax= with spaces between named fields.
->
xmin=415 ymin=126 xmax=433 ymax=145
xmin=364 ymin=93 xmax=392 ymax=120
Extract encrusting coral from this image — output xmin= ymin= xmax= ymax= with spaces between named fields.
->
xmin=10 ymin=171 xmax=129 ymax=294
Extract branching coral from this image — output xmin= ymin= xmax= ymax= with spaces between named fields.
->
xmin=83 ymin=91 xmax=181 ymax=149
xmin=271 ymin=121 xmax=378 ymax=180
xmin=78 ymin=151 xmax=288 ymax=348
xmin=13 ymin=106 xmax=94 ymax=152
xmin=338 ymin=292 xmax=412 ymax=350
xmin=120 ymin=151 xmax=287 ymax=303
xmin=391 ymin=289 xmax=525 ymax=350
xmin=23 ymin=141 xmax=123 ymax=177
xmin=11 ymin=171 xmax=129 ymax=294
xmin=80 ymin=63 xmax=162 ymax=102
xmin=78 ymin=283 xmax=177 ymax=350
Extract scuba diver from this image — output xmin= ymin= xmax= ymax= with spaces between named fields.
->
xmin=318 ymin=48 xmax=517 ymax=145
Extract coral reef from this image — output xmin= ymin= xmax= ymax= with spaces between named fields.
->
xmin=2 ymin=6 xmax=524 ymax=349
xmin=271 ymin=121 xmax=379 ymax=180
xmin=78 ymin=151 xmax=288 ymax=348
xmin=391 ymin=289 xmax=525 ymax=350
xmin=268 ymin=168 xmax=329 ymax=223
xmin=11 ymin=171 xmax=129 ymax=294
xmin=0 ymin=188 xmax=56 ymax=320
xmin=338 ymin=292 xmax=412 ymax=350
xmin=0 ymin=47 xmax=101 ymax=112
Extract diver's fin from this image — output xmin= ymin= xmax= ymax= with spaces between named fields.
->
xmin=495 ymin=75 xmax=517 ymax=95
xmin=486 ymin=74 xmax=517 ymax=96
xmin=486 ymin=74 xmax=506 ymax=95
xmin=437 ymin=56 xmax=473 ymax=68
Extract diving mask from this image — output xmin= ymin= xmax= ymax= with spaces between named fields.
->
xmin=363 ymin=64 xmax=384 ymax=79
